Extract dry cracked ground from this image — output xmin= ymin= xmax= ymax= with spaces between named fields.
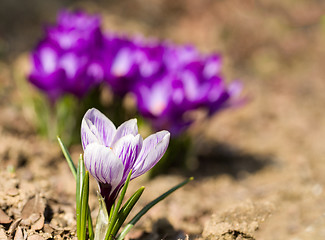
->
xmin=0 ymin=0 xmax=325 ymax=239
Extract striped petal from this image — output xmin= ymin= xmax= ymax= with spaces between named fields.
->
xmin=112 ymin=134 xmax=143 ymax=177
xmin=111 ymin=119 xmax=138 ymax=145
xmin=132 ymin=130 xmax=170 ymax=179
xmin=84 ymin=143 xmax=124 ymax=192
xmin=81 ymin=108 xmax=116 ymax=150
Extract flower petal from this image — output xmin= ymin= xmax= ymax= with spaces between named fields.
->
xmin=111 ymin=119 xmax=138 ymax=145
xmin=132 ymin=130 xmax=170 ymax=179
xmin=81 ymin=108 xmax=116 ymax=150
xmin=112 ymin=134 xmax=143 ymax=177
xmin=84 ymin=143 xmax=123 ymax=192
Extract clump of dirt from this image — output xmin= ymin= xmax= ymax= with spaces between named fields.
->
xmin=0 ymin=171 xmax=77 ymax=240
xmin=202 ymin=201 xmax=274 ymax=240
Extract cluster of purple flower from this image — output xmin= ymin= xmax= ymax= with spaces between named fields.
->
xmin=133 ymin=45 xmax=242 ymax=134
xmin=29 ymin=10 xmax=242 ymax=135
xmin=29 ymin=10 xmax=105 ymax=102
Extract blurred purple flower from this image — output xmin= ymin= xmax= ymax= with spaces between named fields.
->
xmin=135 ymin=75 xmax=192 ymax=135
xmin=103 ymin=36 xmax=165 ymax=96
xmin=46 ymin=10 xmax=103 ymax=52
xmin=134 ymin=48 xmax=242 ymax=136
xmin=81 ymin=108 xmax=170 ymax=209
xmin=29 ymin=10 xmax=105 ymax=102
xmin=163 ymin=45 xmax=202 ymax=71
xmin=29 ymin=41 xmax=104 ymax=102
xmin=28 ymin=9 xmax=243 ymax=135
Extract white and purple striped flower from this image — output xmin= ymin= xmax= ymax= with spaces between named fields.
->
xmin=81 ymin=108 xmax=170 ymax=209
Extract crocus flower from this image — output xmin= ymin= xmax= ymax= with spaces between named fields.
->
xmin=46 ymin=9 xmax=103 ymax=52
xmin=29 ymin=10 xmax=105 ymax=102
xmin=29 ymin=40 xmax=104 ymax=102
xmin=102 ymin=36 xmax=138 ymax=96
xmin=135 ymin=75 xmax=193 ymax=135
xmin=133 ymin=49 xmax=242 ymax=136
xmin=163 ymin=44 xmax=202 ymax=72
xmin=81 ymin=108 xmax=170 ymax=209
xmin=103 ymin=35 xmax=165 ymax=96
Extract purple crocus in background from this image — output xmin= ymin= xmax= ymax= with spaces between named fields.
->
xmin=29 ymin=10 xmax=105 ymax=102
xmin=135 ymin=75 xmax=193 ymax=135
xmin=28 ymin=9 xmax=243 ymax=138
xmin=101 ymin=36 xmax=139 ymax=96
xmin=46 ymin=10 xmax=103 ymax=52
xmin=29 ymin=41 xmax=104 ymax=102
xmin=81 ymin=108 xmax=170 ymax=209
xmin=103 ymin=36 xmax=165 ymax=96
xmin=133 ymin=47 xmax=242 ymax=135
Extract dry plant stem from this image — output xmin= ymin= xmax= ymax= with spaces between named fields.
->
xmin=94 ymin=194 xmax=109 ymax=240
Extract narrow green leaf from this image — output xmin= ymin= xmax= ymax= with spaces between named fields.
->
xmin=94 ymin=193 xmax=109 ymax=240
xmin=76 ymin=158 xmax=82 ymax=239
xmin=77 ymin=155 xmax=87 ymax=239
xmin=110 ymin=187 xmax=145 ymax=237
xmin=88 ymin=207 xmax=94 ymax=240
xmin=57 ymin=136 xmax=77 ymax=179
xmin=116 ymin=224 xmax=133 ymax=240
xmin=109 ymin=203 xmax=115 ymax=221
xmin=80 ymin=171 xmax=90 ymax=240
xmin=57 ymin=138 xmax=93 ymax=239
xmin=79 ymin=154 xmax=86 ymax=186
xmin=106 ymin=170 xmax=133 ymax=240
xmin=117 ymin=177 xmax=193 ymax=240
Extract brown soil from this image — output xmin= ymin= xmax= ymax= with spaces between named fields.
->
xmin=1 ymin=0 xmax=325 ymax=239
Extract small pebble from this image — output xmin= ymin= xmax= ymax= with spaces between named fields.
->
xmin=7 ymin=188 xmax=19 ymax=196
xmin=27 ymin=235 xmax=45 ymax=240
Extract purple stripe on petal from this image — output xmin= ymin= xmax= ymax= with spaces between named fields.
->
xmin=112 ymin=134 xmax=143 ymax=178
xmin=83 ymin=143 xmax=123 ymax=192
xmin=132 ymin=131 xmax=170 ymax=179
xmin=81 ymin=108 xmax=117 ymax=149
xmin=81 ymin=118 xmax=103 ymax=150
xmin=112 ymin=119 xmax=138 ymax=145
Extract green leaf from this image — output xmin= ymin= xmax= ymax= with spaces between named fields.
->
xmin=77 ymin=155 xmax=87 ymax=239
xmin=110 ymin=187 xmax=145 ymax=237
xmin=95 ymin=193 xmax=109 ymax=240
xmin=105 ymin=170 xmax=133 ymax=240
xmin=76 ymin=157 xmax=82 ymax=238
xmin=88 ymin=208 xmax=94 ymax=240
xmin=57 ymin=136 xmax=77 ymax=179
xmin=117 ymin=177 xmax=193 ymax=240
xmin=58 ymin=139 xmax=93 ymax=239
xmin=80 ymin=171 xmax=90 ymax=240
xmin=109 ymin=203 xmax=115 ymax=221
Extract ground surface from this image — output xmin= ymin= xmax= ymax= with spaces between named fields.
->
xmin=1 ymin=0 xmax=325 ymax=239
